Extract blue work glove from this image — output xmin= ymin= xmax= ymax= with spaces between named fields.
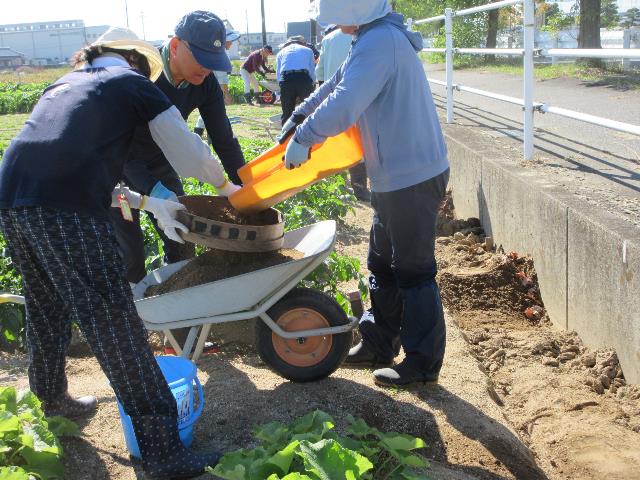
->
xmin=149 ymin=181 xmax=178 ymax=202
xmin=284 ymin=138 xmax=312 ymax=170
xmin=277 ymin=113 xmax=306 ymax=144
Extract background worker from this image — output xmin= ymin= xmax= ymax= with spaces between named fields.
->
xmin=276 ymin=37 xmax=316 ymax=126
xmin=109 ymin=11 xmax=246 ymax=354
xmin=316 ymin=24 xmax=370 ymax=201
xmin=281 ymin=0 xmax=450 ymax=388
xmin=240 ymin=45 xmax=274 ymax=105
xmin=0 ymin=28 xmax=232 ymax=477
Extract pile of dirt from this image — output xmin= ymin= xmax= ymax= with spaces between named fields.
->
xmin=437 ymin=235 xmax=545 ymax=321
xmin=146 ymin=248 xmax=303 ymax=296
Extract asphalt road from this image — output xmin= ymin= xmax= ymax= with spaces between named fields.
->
xmin=424 ymin=64 xmax=640 ymax=227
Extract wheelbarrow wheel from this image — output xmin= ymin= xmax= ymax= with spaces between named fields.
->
xmin=255 ymin=287 xmax=351 ymax=382
xmin=260 ymin=90 xmax=276 ymax=104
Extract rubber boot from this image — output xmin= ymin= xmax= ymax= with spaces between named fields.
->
xmin=243 ymin=92 xmax=254 ymax=105
xmin=131 ymin=415 xmax=221 ymax=479
xmin=42 ymin=392 xmax=98 ymax=419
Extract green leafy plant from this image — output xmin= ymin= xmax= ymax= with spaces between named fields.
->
xmin=0 ymin=386 xmax=78 ymax=479
xmin=0 ymin=83 xmax=49 ymax=115
xmin=208 ymin=410 xmax=430 ymax=480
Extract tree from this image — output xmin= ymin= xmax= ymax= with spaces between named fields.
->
xmin=485 ymin=8 xmax=499 ymax=62
xmin=619 ymin=8 xmax=640 ymax=28
xmin=600 ymin=0 xmax=619 ymax=29
xmin=578 ymin=0 xmax=601 ymax=49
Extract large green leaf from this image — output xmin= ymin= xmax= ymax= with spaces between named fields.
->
xmin=0 ymin=388 xmax=17 ymax=415
xmin=291 ymin=411 xmax=334 ymax=436
xmin=20 ymin=422 xmax=63 ymax=479
xmin=380 ymin=434 xmax=426 ymax=452
xmin=45 ymin=417 xmax=79 ymax=438
xmin=0 ymin=466 xmax=30 ymax=480
xmin=16 ymin=391 xmax=43 ymax=420
xmin=253 ymin=422 xmax=290 ymax=447
xmin=265 ymin=440 xmax=299 ymax=475
xmin=346 ymin=415 xmax=380 ymax=439
xmin=19 ymin=448 xmax=64 ymax=479
xmin=0 ymin=412 xmax=19 ymax=434
xmin=298 ymin=439 xmax=373 ymax=480
xmin=210 ymin=448 xmax=270 ymax=480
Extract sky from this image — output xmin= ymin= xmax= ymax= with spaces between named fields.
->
xmin=2 ymin=0 xmax=315 ymax=41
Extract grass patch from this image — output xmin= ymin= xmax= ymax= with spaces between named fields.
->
xmin=0 ymin=67 xmax=70 ymax=84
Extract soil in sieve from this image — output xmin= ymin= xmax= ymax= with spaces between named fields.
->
xmin=184 ymin=198 xmax=275 ymax=226
xmin=146 ymin=248 xmax=304 ymax=297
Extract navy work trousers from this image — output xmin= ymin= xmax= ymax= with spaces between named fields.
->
xmin=359 ymin=168 xmax=449 ymax=374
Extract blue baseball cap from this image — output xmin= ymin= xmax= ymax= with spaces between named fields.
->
xmin=174 ymin=11 xmax=232 ymax=71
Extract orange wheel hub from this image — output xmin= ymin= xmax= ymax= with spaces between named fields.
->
xmin=272 ymin=308 xmax=332 ymax=367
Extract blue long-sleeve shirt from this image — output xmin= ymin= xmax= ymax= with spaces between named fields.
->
xmin=293 ymin=13 xmax=448 ymax=193
xmin=276 ymin=43 xmax=316 ymax=83
xmin=316 ymin=30 xmax=353 ymax=82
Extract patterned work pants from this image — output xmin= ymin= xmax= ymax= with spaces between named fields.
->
xmin=0 ymin=207 xmax=176 ymax=417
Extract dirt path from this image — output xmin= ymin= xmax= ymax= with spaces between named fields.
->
xmin=1 ymin=200 xmax=638 ymax=480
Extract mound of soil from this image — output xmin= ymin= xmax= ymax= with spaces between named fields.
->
xmin=438 ymin=244 xmax=544 ymax=319
xmin=146 ymin=248 xmax=303 ymax=297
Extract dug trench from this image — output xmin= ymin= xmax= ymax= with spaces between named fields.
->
xmin=434 ymin=194 xmax=640 ymax=479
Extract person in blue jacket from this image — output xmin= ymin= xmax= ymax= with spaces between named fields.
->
xmin=280 ymin=0 xmax=450 ymax=387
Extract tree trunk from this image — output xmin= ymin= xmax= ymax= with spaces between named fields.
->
xmin=578 ymin=0 xmax=603 ymax=66
xmin=485 ymin=9 xmax=499 ymax=63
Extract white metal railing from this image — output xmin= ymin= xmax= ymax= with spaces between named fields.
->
xmin=416 ymin=0 xmax=640 ymax=161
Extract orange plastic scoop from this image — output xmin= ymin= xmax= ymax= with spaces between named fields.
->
xmin=228 ymin=126 xmax=363 ymax=213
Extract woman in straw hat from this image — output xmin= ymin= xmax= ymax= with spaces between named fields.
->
xmin=0 ymin=27 xmax=230 ymax=478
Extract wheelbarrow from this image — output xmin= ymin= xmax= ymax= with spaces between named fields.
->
xmin=132 ymin=220 xmax=358 ymax=382
xmin=257 ymin=78 xmax=280 ymax=105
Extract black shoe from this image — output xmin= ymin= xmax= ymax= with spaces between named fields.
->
xmin=42 ymin=392 xmax=98 ymax=419
xmin=344 ymin=341 xmax=393 ymax=369
xmin=131 ymin=415 xmax=221 ymax=479
xmin=243 ymin=93 xmax=254 ymax=105
xmin=373 ymin=360 xmax=439 ymax=388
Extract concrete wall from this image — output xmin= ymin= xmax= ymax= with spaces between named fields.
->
xmin=444 ymin=127 xmax=640 ymax=384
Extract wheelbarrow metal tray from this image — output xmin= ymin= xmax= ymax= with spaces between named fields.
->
xmin=134 ymin=220 xmax=336 ymax=327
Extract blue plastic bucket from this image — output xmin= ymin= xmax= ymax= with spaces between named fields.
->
xmin=116 ymin=356 xmax=204 ymax=458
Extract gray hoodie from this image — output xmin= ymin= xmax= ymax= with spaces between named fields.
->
xmin=294 ymin=13 xmax=448 ymax=193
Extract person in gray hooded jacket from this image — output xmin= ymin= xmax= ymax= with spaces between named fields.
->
xmin=279 ymin=0 xmax=450 ymax=387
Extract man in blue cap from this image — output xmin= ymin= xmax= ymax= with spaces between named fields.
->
xmin=110 ymin=11 xmax=246 ymax=353
xmin=280 ymin=0 xmax=450 ymax=388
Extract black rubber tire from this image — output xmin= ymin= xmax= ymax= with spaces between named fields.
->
xmin=255 ymin=287 xmax=351 ymax=382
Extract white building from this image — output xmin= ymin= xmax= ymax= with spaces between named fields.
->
xmin=238 ymin=32 xmax=287 ymax=55
xmin=0 ymin=47 xmax=25 ymax=67
xmin=0 ymin=20 xmax=109 ymax=66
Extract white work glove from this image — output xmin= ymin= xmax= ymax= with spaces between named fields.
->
xmin=277 ymin=114 xmax=306 ymax=144
xmin=215 ymin=180 xmax=241 ymax=197
xmin=141 ymin=196 xmax=189 ymax=244
xmin=284 ymin=138 xmax=312 ymax=170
